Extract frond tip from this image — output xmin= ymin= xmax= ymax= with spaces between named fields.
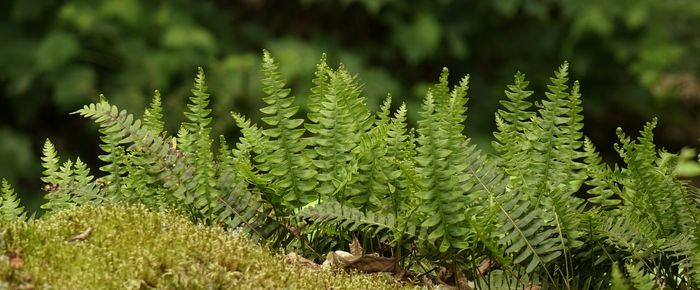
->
xmin=1 ymin=178 xmax=25 ymax=222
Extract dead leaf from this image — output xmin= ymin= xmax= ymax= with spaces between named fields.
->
xmin=322 ymin=250 xmax=399 ymax=274
xmin=322 ymin=251 xmax=355 ymax=269
xmin=345 ymin=255 xmax=396 ymax=273
xmin=67 ymin=226 xmax=93 ymax=244
xmin=349 ymin=237 xmax=363 ymax=256
xmin=8 ymin=251 xmax=23 ymax=269
xmin=285 ymin=252 xmax=319 ymax=269
xmin=477 ymin=259 xmax=497 ymax=276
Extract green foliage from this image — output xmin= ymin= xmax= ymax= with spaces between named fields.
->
xmin=6 ymin=51 xmax=700 ymax=288
xmin=0 ymin=179 xmax=24 ymax=222
xmin=256 ymin=50 xmax=316 ymax=209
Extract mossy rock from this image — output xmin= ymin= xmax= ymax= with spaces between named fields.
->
xmin=0 ymin=204 xmax=407 ymax=289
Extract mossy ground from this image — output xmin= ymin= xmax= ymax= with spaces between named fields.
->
xmin=0 ymin=204 xmax=409 ymax=289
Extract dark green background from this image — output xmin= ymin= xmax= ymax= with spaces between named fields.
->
xmin=2 ymin=0 xmax=700 ymax=212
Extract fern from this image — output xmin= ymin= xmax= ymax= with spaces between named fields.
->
xmin=1 ymin=179 xmax=25 ymax=222
xmin=489 ymin=65 xmax=589 ymax=283
xmin=306 ymin=64 xmax=372 ymax=204
xmin=625 ymin=262 xmax=659 ymax=289
xmin=611 ymin=263 xmax=631 ymax=290
xmin=256 ymin=51 xmax=317 ymax=209
xmin=40 ymin=139 xmax=101 ymax=211
xmin=118 ymin=91 xmax=168 ymax=205
xmin=384 ymin=102 xmax=417 ymax=215
xmin=493 ymin=71 xmax=535 ymax=188
xmin=615 ymin=119 xmax=695 ymax=237
xmin=583 ymin=137 xmax=622 ymax=207
xmin=94 ymin=94 xmax=128 ymax=196
xmin=16 ymin=52 xmax=700 ymax=288
xmin=301 ymin=201 xmax=402 ymax=242
xmin=42 ymin=158 xmax=100 ymax=211
xmin=143 ymin=90 xmax=165 ymax=134
xmin=178 ymin=67 xmax=219 ymax=216
xmin=414 ymin=69 xmax=483 ymax=253
xmin=496 ymin=191 xmax=562 ymax=275
xmin=40 ymin=139 xmax=60 ymax=185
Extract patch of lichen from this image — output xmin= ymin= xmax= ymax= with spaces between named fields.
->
xmin=0 ymin=204 xmax=407 ymax=289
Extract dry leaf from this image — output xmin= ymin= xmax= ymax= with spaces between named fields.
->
xmin=477 ymin=259 xmax=496 ymax=276
xmin=345 ymin=255 xmax=396 ymax=273
xmin=322 ymin=251 xmax=355 ymax=269
xmin=349 ymin=237 xmax=363 ymax=256
xmin=322 ymin=250 xmax=399 ymax=274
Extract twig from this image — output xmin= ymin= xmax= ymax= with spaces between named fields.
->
xmin=67 ymin=227 xmax=94 ymax=244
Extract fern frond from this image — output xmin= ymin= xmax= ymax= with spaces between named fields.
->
xmin=230 ymin=112 xmax=279 ymax=200
xmin=625 ymin=262 xmax=659 ymax=289
xmin=300 ymin=201 xmax=410 ymax=245
xmin=143 ymin=90 xmax=165 ymax=134
xmin=306 ymin=53 xmax=331 ymax=125
xmin=41 ymin=139 xmax=61 ymax=185
xmin=179 ymin=67 xmax=219 ymax=216
xmin=256 ymin=51 xmax=317 ymax=208
xmin=415 ymin=78 xmax=472 ymax=252
xmin=307 ymin=65 xmax=371 ymax=203
xmin=611 ymin=263 xmax=631 ymax=290
xmin=346 ymin=122 xmax=390 ymax=212
xmin=74 ymin=101 xmax=190 ymax=206
xmin=42 ymin=158 xmax=100 ymax=211
xmin=1 ymin=179 xmax=25 ymax=222
xmin=493 ymin=71 xmax=535 ymax=183
xmin=599 ymin=213 xmax=661 ymax=259
xmin=75 ymin=99 xmax=290 ymax=243
xmin=495 ymin=191 xmax=561 ymax=275
xmin=92 ymin=95 xmax=129 ymax=196
xmin=584 ymin=137 xmax=621 ymax=207
xmin=615 ymin=119 xmax=695 ymax=237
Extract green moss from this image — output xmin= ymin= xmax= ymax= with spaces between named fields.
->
xmin=0 ymin=204 xmax=408 ymax=289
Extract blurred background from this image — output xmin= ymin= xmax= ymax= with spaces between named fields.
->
xmin=2 ymin=0 xmax=700 ymax=212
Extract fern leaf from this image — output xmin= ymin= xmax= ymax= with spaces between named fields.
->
xmin=496 ymin=192 xmax=561 ymax=275
xmin=1 ymin=179 xmax=25 ymax=222
xmin=300 ymin=201 xmax=408 ymax=244
xmin=415 ymin=77 xmax=471 ymax=252
xmin=41 ymin=158 xmax=99 ymax=211
xmin=583 ymin=137 xmax=621 ymax=207
xmin=306 ymin=53 xmax=331 ymax=125
xmin=625 ymin=262 xmax=659 ymax=289
xmin=615 ymin=119 xmax=695 ymax=236
xmin=256 ymin=51 xmax=317 ymax=208
xmin=90 ymin=95 xmax=128 ymax=196
xmin=611 ymin=263 xmax=631 ymax=290
xmin=179 ymin=67 xmax=219 ymax=215
xmin=143 ymin=90 xmax=165 ymax=134
xmin=41 ymin=139 xmax=61 ymax=185
xmin=307 ymin=65 xmax=371 ymax=203
xmin=492 ymin=71 xmax=535 ymax=182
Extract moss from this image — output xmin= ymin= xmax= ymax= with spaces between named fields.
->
xmin=0 ymin=204 xmax=408 ymax=289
